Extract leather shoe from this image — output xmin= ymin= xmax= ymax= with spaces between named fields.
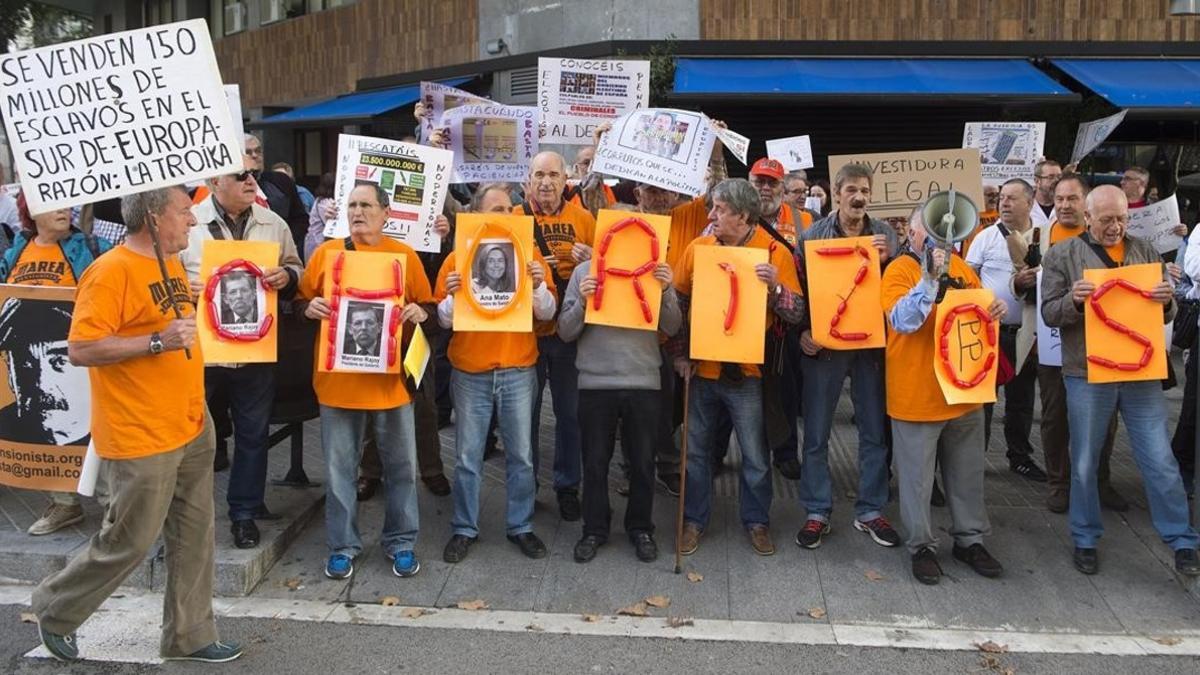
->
xmin=1045 ymin=489 xmax=1069 ymax=514
xmin=1175 ymin=548 xmax=1200 ymax=576
xmin=952 ymin=543 xmax=1003 ymax=578
xmin=507 ymin=532 xmax=547 ymax=559
xmin=679 ymin=523 xmax=702 ymax=556
xmin=911 ymin=547 xmax=942 ymax=585
xmin=423 ymin=474 xmax=452 ymax=496
xmin=1074 ymin=547 xmax=1099 ymax=575
xmin=557 ymin=490 xmax=581 ymax=522
xmin=748 ymin=525 xmax=775 ymax=556
xmin=231 ymin=520 xmax=259 ymax=549
xmin=631 ymin=532 xmax=658 ymax=562
xmin=356 ymin=478 xmax=379 ymax=502
xmin=574 ymin=535 xmax=604 ymax=563
xmin=443 ymin=534 xmax=476 ymax=563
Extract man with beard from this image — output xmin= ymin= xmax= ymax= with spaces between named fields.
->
xmin=0 ymin=298 xmax=89 ymax=447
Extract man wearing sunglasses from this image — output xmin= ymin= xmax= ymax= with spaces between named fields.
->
xmin=180 ymin=158 xmax=303 ymax=550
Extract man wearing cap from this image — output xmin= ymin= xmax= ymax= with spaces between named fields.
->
xmin=749 ymin=158 xmax=814 ymax=249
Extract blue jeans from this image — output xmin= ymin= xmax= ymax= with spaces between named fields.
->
xmin=798 ymin=349 xmax=889 ymax=523
xmin=320 ymin=404 xmax=419 ymax=558
xmin=451 ymin=367 xmax=537 ymax=538
xmin=534 ymin=335 xmax=581 ymax=492
xmin=205 ymin=364 xmax=275 ymax=522
xmin=1064 ymin=377 xmax=1199 ymax=550
xmin=684 ymin=376 xmax=772 ymax=529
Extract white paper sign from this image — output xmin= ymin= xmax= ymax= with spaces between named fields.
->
xmin=1071 ymin=110 xmax=1127 ymax=165
xmin=538 ymin=57 xmax=649 ymax=146
xmin=592 ymin=108 xmax=717 ymax=196
xmin=1127 ymin=194 xmax=1184 ymax=255
xmin=0 ymin=19 xmax=242 ymax=215
xmin=443 ymin=103 xmax=538 ymax=184
xmin=224 ymin=84 xmax=245 ymax=143
xmin=766 ymin=135 xmax=814 ymax=171
xmin=419 ymin=81 xmax=492 ymax=144
xmin=1036 ymin=269 xmax=1062 ymax=367
xmin=715 ymin=127 xmax=750 ymax=165
xmin=962 ymin=122 xmax=1045 ymax=186
xmin=326 ymin=134 xmax=453 ymax=253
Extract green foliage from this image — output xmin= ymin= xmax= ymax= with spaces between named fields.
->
xmin=617 ymin=34 xmax=678 ymax=107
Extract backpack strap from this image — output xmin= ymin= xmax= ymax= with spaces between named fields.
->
xmin=343 ymin=236 xmax=356 ymax=252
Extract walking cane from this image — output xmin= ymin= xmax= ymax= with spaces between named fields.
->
xmin=144 ymin=210 xmax=192 ymax=360
xmin=674 ymin=372 xmax=691 ymax=574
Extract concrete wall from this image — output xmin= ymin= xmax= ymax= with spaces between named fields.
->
xmin=478 ymin=0 xmax=699 ymax=59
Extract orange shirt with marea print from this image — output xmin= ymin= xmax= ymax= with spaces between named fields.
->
xmin=7 ymin=242 xmax=75 ymax=287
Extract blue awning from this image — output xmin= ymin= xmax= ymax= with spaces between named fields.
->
xmin=1051 ymin=59 xmax=1200 ymax=110
xmin=672 ymin=58 xmax=1074 ymax=101
xmin=255 ymin=77 xmax=473 ymax=128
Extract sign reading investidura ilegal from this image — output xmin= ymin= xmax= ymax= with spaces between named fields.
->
xmin=0 ymin=19 xmax=241 ymax=215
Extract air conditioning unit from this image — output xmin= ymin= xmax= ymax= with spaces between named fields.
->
xmin=224 ymin=2 xmax=245 ymax=34
xmin=264 ymin=0 xmax=286 ymax=24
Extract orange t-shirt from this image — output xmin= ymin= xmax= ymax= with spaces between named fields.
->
xmin=69 ymin=246 xmax=205 ymax=459
xmin=7 ymin=241 xmax=76 ymax=286
xmin=1104 ymin=240 xmax=1126 ymax=265
xmin=667 ymin=197 xmax=710 ymax=271
xmin=769 ymin=205 xmax=813 ymax=248
xmin=566 ymin=183 xmax=616 ymax=212
xmin=882 ymin=254 xmax=983 ymax=422
xmin=674 ymin=226 xmax=802 ymax=380
xmin=434 ymin=250 xmax=556 ymax=373
xmin=513 ymin=200 xmax=595 ymax=336
xmin=1048 ymin=221 xmax=1084 ymax=246
xmin=298 ymin=237 xmax=435 ymax=410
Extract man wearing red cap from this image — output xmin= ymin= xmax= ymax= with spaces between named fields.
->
xmin=749 ymin=158 xmax=814 ymax=250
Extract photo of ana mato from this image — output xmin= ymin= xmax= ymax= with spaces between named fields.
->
xmin=470 ymin=239 xmax=517 ymax=310
xmin=335 ymin=299 xmax=389 ymax=373
xmin=462 ymin=118 xmax=518 ymax=164
xmin=213 ymin=270 xmax=266 ymax=336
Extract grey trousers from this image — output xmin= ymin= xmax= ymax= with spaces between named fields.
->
xmin=892 ymin=409 xmax=991 ymax=555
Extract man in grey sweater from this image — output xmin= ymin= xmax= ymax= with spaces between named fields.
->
xmin=558 ymin=256 xmax=681 ymax=563
xmin=1041 ymin=184 xmax=1200 ymax=577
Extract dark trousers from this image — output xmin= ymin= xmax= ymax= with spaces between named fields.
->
xmin=643 ymin=352 xmax=681 ymax=477
xmin=205 ymin=364 xmax=275 ymax=522
xmin=361 ymin=369 xmax=444 ymax=480
xmin=580 ymin=389 xmax=658 ymax=540
xmin=1171 ymin=337 xmax=1197 ymax=483
xmin=433 ymin=329 xmax=453 ymax=422
xmin=772 ymin=329 xmax=802 ymax=463
xmin=984 ymin=327 xmax=1036 ymax=463
xmin=534 ymin=334 xmax=581 ymax=492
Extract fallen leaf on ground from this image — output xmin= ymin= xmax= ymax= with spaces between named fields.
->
xmin=686 ymin=572 xmax=703 ymax=583
xmin=644 ymin=595 xmax=671 ymax=608
xmin=19 ymin=612 xmax=36 ymax=624
xmin=974 ymin=640 xmax=1009 ymax=654
xmin=666 ymin=616 xmax=694 ymax=628
xmin=581 ymin=614 xmax=602 ymax=623
xmin=807 ymin=607 xmax=827 ymax=619
xmin=863 ymin=570 xmax=884 ymax=582
xmin=617 ymin=602 xmax=648 ymax=617
xmin=400 ymin=607 xmax=432 ymax=619
xmin=456 ymin=599 xmax=489 ymax=611
xmin=380 ymin=596 xmax=401 ymax=607
xmin=1152 ymin=636 xmax=1183 ymax=646
xmin=284 ymin=577 xmax=304 ymax=591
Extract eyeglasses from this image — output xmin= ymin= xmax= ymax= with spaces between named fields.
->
xmin=231 ymin=170 xmax=259 ymax=182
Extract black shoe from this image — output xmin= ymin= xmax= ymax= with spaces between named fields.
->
xmin=423 ymin=474 xmax=452 ymax=497
xmin=443 ymin=534 xmax=476 ymax=563
xmin=231 ymin=520 xmax=260 ymax=549
xmin=557 ymin=490 xmax=581 ymax=522
xmin=930 ymin=479 xmax=946 ymax=507
xmin=508 ymin=532 xmax=547 ymax=559
xmin=656 ymin=473 xmax=681 ymax=497
xmin=774 ymin=458 xmax=803 ymax=480
xmin=1175 ymin=548 xmax=1200 ymax=576
xmin=356 ymin=478 xmax=379 ymax=502
xmin=1010 ymin=459 xmax=1048 ymax=482
xmin=1073 ymin=547 xmax=1099 ymax=575
xmin=912 ymin=547 xmax=942 ymax=585
xmin=952 ymin=543 xmax=1003 ymax=578
xmin=574 ymin=535 xmax=604 ymax=563
xmin=631 ymin=532 xmax=658 ymax=562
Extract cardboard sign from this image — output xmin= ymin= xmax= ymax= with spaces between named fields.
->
xmin=325 ymin=134 xmax=453 ymax=253
xmin=1084 ymin=262 xmax=1168 ymax=384
xmin=766 ymin=135 xmax=814 ymax=171
xmin=827 ymin=148 xmax=983 ymax=219
xmin=593 ymin=108 xmax=717 ymax=197
xmin=1071 ymin=110 xmax=1127 ymax=165
xmin=962 ymin=122 xmax=1045 ymax=186
xmin=197 ymin=239 xmax=279 ymax=364
xmin=443 ymin=103 xmax=538 ymax=183
xmin=538 ymin=57 xmax=649 ymax=145
xmin=0 ymin=285 xmax=89 ymax=492
xmin=318 ymin=251 xmax=407 ymax=375
xmin=453 ymin=213 xmax=536 ymax=333
xmin=1127 ymin=195 xmax=1184 ymax=255
xmin=803 ymin=236 xmax=885 ymax=350
xmin=418 ymin=81 xmax=492 ymax=144
xmin=584 ymin=209 xmax=670 ymax=331
xmin=689 ymin=245 xmax=768 ymax=364
xmin=1035 ymin=268 xmax=1062 ymax=367
xmin=715 ymin=126 xmax=750 ymax=165
xmin=933 ymin=288 xmax=999 ymax=405
xmin=0 ymin=19 xmax=242 ymax=215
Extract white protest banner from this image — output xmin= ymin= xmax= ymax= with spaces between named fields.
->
xmin=715 ymin=126 xmax=750 ymax=165
xmin=766 ymin=135 xmax=814 ymax=171
xmin=325 ymin=134 xmax=453 ymax=253
xmin=827 ymin=148 xmax=983 ymax=219
xmin=0 ymin=19 xmax=241 ymax=215
xmin=1127 ymin=194 xmax=1184 ymax=255
xmin=419 ymin=81 xmax=492 ymax=143
xmin=1071 ymin=110 xmax=1127 ymax=165
xmin=1036 ymin=269 xmax=1062 ymax=367
xmin=592 ymin=108 xmax=717 ymax=196
xmin=962 ymin=122 xmax=1045 ymax=186
xmin=538 ymin=57 xmax=649 ymax=146
xmin=224 ymin=84 xmax=245 ymax=143
xmin=443 ymin=103 xmax=538 ymax=184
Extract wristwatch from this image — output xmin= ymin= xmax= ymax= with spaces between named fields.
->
xmin=149 ymin=332 xmax=164 ymax=355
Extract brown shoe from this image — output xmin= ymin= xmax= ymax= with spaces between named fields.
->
xmin=679 ymin=523 xmax=702 ymax=556
xmin=27 ymin=503 xmax=84 ymax=536
xmin=1046 ymin=489 xmax=1069 ymax=514
xmin=748 ymin=525 xmax=775 ymax=556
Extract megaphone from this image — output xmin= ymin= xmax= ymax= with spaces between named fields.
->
xmin=919 ymin=187 xmax=979 ymax=301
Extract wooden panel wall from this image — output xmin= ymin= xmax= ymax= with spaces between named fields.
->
xmin=214 ymin=0 xmax=477 ymax=108
xmin=699 ymin=0 xmax=1200 ymax=42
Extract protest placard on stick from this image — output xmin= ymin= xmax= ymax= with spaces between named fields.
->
xmin=538 ymin=57 xmax=649 ymax=146
xmin=1126 ymin=195 xmax=1183 ymax=255
xmin=443 ymin=104 xmax=539 ymax=184
xmin=827 ymin=148 xmax=983 ymax=219
xmin=592 ymin=108 xmax=716 ymax=197
xmin=962 ymin=122 xmax=1045 ymax=186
